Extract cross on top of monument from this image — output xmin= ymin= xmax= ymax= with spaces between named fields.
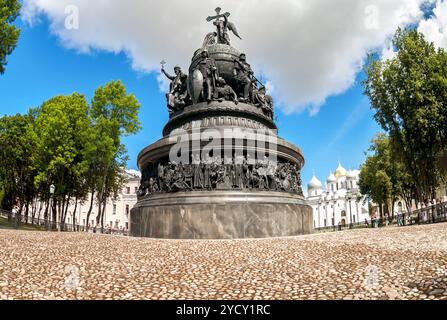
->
xmin=206 ymin=7 xmax=242 ymax=46
xmin=206 ymin=7 xmax=231 ymax=22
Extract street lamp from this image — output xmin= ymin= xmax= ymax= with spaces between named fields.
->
xmin=50 ymin=184 xmax=55 ymax=231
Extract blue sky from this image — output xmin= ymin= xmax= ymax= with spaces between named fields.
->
xmin=0 ymin=17 xmax=382 ymax=189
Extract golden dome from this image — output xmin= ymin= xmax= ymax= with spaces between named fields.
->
xmin=335 ymin=163 xmax=347 ymax=178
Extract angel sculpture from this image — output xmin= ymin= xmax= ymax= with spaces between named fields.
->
xmin=206 ymin=7 xmax=242 ymax=46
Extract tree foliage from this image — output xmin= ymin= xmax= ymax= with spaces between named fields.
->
xmin=359 ymin=134 xmax=416 ymax=217
xmin=90 ymin=80 xmax=141 ymax=228
xmin=0 ymin=81 xmax=141 ymax=229
xmin=0 ymin=0 xmax=21 ymax=74
xmin=363 ymin=28 xmax=447 ymax=202
xmin=0 ymin=112 xmax=37 ymax=211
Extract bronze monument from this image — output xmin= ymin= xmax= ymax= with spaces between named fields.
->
xmin=131 ymin=9 xmax=312 ymax=239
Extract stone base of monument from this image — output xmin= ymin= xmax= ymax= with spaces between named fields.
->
xmin=130 ymin=191 xmax=313 ymax=239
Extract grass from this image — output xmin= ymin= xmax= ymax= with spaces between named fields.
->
xmin=0 ymin=216 xmax=45 ymax=231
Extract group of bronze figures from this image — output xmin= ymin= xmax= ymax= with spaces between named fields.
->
xmin=138 ymin=157 xmax=303 ymax=198
xmin=162 ymin=52 xmax=274 ymax=120
xmin=161 ymin=9 xmax=274 ymax=120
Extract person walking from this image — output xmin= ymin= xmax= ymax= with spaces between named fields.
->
xmin=11 ymin=206 xmax=18 ymax=228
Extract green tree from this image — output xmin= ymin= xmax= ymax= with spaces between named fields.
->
xmin=33 ymin=93 xmax=91 ymax=226
xmin=0 ymin=112 xmax=38 ymax=214
xmin=359 ymin=134 xmax=417 ymax=216
xmin=0 ymin=0 xmax=21 ymax=74
xmin=363 ymin=28 xmax=447 ymax=203
xmin=82 ymin=118 xmax=116 ymax=229
xmin=90 ymin=80 xmax=141 ymax=229
xmin=0 ymin=80 xmax=141 ymax=230
xmin=359 ymin=151 xmax=393 ymax=218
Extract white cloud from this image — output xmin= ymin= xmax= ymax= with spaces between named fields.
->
xmin=22 ymin=0 xmax=427 ymax=115
xmin=418 ymin=0 xmax=447 ymax=48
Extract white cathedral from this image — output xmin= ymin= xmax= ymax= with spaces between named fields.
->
xmin=306 ymin=163 xmax=371 ymax=229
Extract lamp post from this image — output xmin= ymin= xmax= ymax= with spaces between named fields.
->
xmin=50 ymin=184 xmax=55 ymax=231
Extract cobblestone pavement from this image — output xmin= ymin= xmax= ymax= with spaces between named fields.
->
xmin=1 ymin=224 xmax=447 ymax=300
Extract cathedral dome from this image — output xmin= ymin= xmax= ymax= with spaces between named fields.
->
xmin=335 ymin=163 xmax=347 ymax=178
xmin=308 ymin=175 xmax=323 ymax=190
xmin=327 ymin=172 xmax=336 ymax=183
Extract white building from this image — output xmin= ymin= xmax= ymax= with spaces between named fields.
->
xmin=306 ymin=163 xmax=371 ymax=229
xmin=64 ymin=170 xmax=140 ymax=230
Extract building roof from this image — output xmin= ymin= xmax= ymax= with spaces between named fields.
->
xmin=327 ymin=171 xmax=336 ymax=183
xmin=335 ymin=163 xmax=347 ymax=178
xmin=308 ymin=175 xmax=323 ymax=190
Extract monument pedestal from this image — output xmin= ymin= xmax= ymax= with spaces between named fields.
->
xmin=131 ymin=191 xmax=312 ymax=239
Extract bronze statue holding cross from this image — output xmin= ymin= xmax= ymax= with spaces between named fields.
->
xmin=206 ymin=7 xmax=242 ymax=46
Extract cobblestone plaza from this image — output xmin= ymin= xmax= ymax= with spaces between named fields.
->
xmin=1 ymin=224 xmax=446 ymax=300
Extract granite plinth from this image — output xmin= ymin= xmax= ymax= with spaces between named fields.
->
xmin=130 ymin=191 xmax=313 ymax=239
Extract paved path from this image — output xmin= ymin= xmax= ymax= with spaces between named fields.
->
xmin=1 ymin=224 xmax=447 ymax=300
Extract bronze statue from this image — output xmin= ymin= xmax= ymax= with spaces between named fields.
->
xmin=253 ymin=86 xmax=274 ymax=119
xmin=140 ymin=158 xmax=303 ymax=195
xmin=192 ymin=154 xmax=203 ymax=189
xmin=161 ymin=65 xmax=189 ymax=116
xmin=215 ymin=77 xmax=238 ymax=104
xmin=148 ymin=178 xmax=159 ymax=194
xmin=234 ymin=156 xmax=244 ymax=189
xmin=234 ymin=53 xmax=253 ymax=102
xmin=195 ymin=50 xmax=218 ymax=102
xmin=202 ymin=155 xmax=212 ymax=189
xmin=242 ymin=158 xmax=250 ymax=189
xmin=206 ymin=7 xmax=242 ymax=45
xmin=202 ymin=32 xmax=217 ymax=48
xmin=158 ymin=163 xmax=165 ymax=191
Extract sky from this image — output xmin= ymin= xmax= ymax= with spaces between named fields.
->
xmin=1 ymin=0 xmax=446 ymax=191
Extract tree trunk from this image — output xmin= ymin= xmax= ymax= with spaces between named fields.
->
xmin=72 ymin=197 xmax=78 ymax=230
xmin=24 ymin=200 xmax=30 ymax=223
xmin=391 ymin=199 xmax=395 ymax=218
xmin=43 ymin=197 xmax=49 ymax=220
xmin=379 ymin=202 xmax=383 ymax=219
xmin=31 ymin=197 xmax=37 ymax=223
xmin=60 ymin=196 xmax=65 ymax=224
xmin=101 ymin=198 xmax=107 ymax=229
xmin=63 ymin=194 xmax=70 ymax=224
xmin=52 ymin=199 xmax=57 ymax=230
xmin=85 ymin=191 xmax=95 ymax=231
xmin=37 ymin=198 xmax=44 ymax=222
xmin=96 ymin=194 xmax=102 ymax=229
